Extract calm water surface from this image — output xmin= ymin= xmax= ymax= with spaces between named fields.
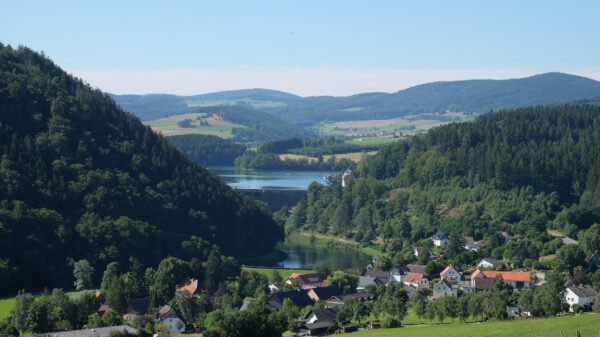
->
xmin=208 ymin=166 xmax=336 ymax=190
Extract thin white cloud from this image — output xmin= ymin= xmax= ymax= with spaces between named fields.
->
xmin=69 ymin=67 xmax=600 ymax=97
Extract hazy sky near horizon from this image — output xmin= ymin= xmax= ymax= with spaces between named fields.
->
xmin=2 ymin=1 xmax=600 ymax=96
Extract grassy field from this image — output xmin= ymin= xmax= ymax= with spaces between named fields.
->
xmin=344 ymin=314 xmax=600 ymax=337
xmin=317 ymin=118 xmax=450 ymax=137
xmin=145 ymin=112 xmax=244 ymax=137
xmin=291 ymin=230 xmax=383 ymax=257
xmin=279 ymin=151 xmax=378 ymax=163
xmin=0 ymin=290 xmax=88 ymax=321
xmin=242 ymin=267 xmax=314 ymax=279
xmin=345 ymin=137 xmax=400 ymax=147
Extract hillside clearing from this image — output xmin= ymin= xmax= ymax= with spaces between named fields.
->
xmin=145 ymin=112 xmax=244 ymax=137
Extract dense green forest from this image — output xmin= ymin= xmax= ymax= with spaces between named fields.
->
xmin=0 ymin=44 xmax=283 ymax=295
xmin=259 ymin=138 xmax=380 ymax=157
xmin=234 ymin=151 xmax=355 ymax=171
xmin=167 ymin=134 xmax=246 ymax=166
xmin=285 ymin=104 xmax=600 ymax=269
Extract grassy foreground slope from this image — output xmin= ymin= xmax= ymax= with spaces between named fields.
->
xmin=347 ymin=314 xmax=600 ymax=337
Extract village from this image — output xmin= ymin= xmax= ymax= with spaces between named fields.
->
xmin=23 ymin=227 xmax=600 ymax=337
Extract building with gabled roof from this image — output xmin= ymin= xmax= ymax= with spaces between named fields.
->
xmin=432 ymin=231 xmax=449 ymax=246
xmin=470 ymin=269 xmax=531 ymax=289
xmin=268 ymin=289 xmax=313 ymax=309
xmin=307 ymin=286 xmax=342 ymax=302
xmin=176 ymin=278 xmax=200 ymax=296
xmin=565 ymin=284 xmax=598 ymax=311
xmin=287 ymin=272 xmax=328 ymax=289
xmin=440 ymin=265 xmax=461 ymax=283
xmin=403 ymin=272 xmax=429 ymax=289
xmin=157 ymin=305 xmax=185 ymax=333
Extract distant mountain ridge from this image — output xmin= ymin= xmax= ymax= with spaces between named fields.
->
xmin=111 ymin=72 xmax=600 ymax=126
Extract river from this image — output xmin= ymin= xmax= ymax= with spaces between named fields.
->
xmin=209 ymin=167 xmax=372 ymax=270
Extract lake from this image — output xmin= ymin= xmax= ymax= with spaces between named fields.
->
xmin=240 ymin=234 xmax=373 ymax=270
xmin=208 ymin=166 xmax=336 ymax=190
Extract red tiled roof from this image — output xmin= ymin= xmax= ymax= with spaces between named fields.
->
xmin=471 ymin=269 xmax=530 ymax=282
xmin=289 ymin=273 xmax=327 ymax=285
xmin=440 ymin=265 xmax=455 ymax=277
xmin=404 ymin=272 xmax=425 ymax=283
xmin=176 ymin=277 xmax=199 ymax=295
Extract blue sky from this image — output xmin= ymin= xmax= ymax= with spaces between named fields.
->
xmin=2 ymin=1 xmax=599 ymax=96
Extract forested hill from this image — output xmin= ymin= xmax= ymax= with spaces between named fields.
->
xmin=112 ymin=73 xmax=600 ymax=127
xmin=360 ymin=104 xmax=600 ymax=202
xmin=287 ymin=104 xmax=600 ymax=268
xmin=276 ymin=73 xmax=600 ymax=125
xmin=0 ymin=44 xmax=282 ymax=295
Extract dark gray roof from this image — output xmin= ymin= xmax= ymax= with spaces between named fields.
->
xmin=127 ymin=297 xmax=149 ymax=315
xmin=433 ymin=231 xmax=448 ymax=240
xmin=567 ymin=284 xmax=598 ymax=298
xmin=269 ymin=289 xmax=313 ymax=307
xmin=364 ymin=270 xmax=390 ymax=279
xmin=358 ymin=276 xmax=377 ymax=288
xmin=36 ymin=326 xmax=137 ymax=337
xmin=309 ymin=286 xmax=342 ymax=301
xmin=589 ymin=250 xmax=600 ymax=268
xmin=407 ymin=264 xmax=427 ymax=276
xmin=305 ymin=307 xmax=339 ymax=323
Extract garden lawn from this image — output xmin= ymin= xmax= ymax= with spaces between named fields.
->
xmin=242 ymin=267 xmax=313 ymax=280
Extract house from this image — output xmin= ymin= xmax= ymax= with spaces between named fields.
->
xmin=507 ymin=299 xmax=520 ymax=318
xmin=498 ymin=231 xmax=511 ymax=242
xmin=561 ymin=237 xmax=578 ymax=245
xmin=35 ymin=326 xmax=138 ymax=337
xmin=176 ymin=278 xmax=200 ymax=296
xmin=439 ymin=265 xmax=461 ymax=284
xmin=588 ymin=250 xmax=600 ymax=270
xmin=302 ymin=307 xmax=340 ymax=335
xmin=239 ymin=297 xmax=253 ymax=312
xmin=470 ymin=269 xmax=532 ymax=289
xmin=463 ymin=236 xmax=476 ymax=250
xmin=388 ymin=274 xmax=402 ymax=285
xmin=478 ymin=258 xmax=503 ymax=269
xmin=565 ymin=284 xmax=598 ymax=311
xmin=345 ymin=292 xmax=376 ymax=302
xmin=157 ymin=305 xmax=186 ymax=333
xmin=406 ymin=264 xmax=428 ymax=277
xmin=342 ymin=169 xmax=353 ymax=188
xmin=268 ymin=289 xmax=313 ymax=309
xmin=364 ymin=270 xmax=391 ymax=284
xmin=268 ymin=282 xmax=284 ymax=294
xmin=287 ymin=273 xmax=327 ymax=289
xmin=432 ymin=231 xmax=449 ymax=246
xmin=307 ymin=286 xmax=342 ymax=302
xmin=433 ymin=280 xmax=457 ymax=299
xmin=403 ymin=272 xmax=429 ymax=289
xmin=324 ymin=296 xmax=345 ymax=308
xmin=123 ymin=297 xmax=149 ymax=320
xmin=357 ymin=276 xmax=386 ymax=291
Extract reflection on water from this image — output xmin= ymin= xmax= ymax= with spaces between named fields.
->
xmin=208 ymin=166 xmax=336 ymax=190
xmin=276 ymin=241 xmax=372 ymax=269
xmin=240 ymin=240 xmax=372 ymax=270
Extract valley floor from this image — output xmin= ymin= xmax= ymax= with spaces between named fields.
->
xmin=337 ymin=314 xmax=600 ymax=337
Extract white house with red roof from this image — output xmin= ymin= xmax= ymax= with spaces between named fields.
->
xmin=470 ymin=269 xmax=531 ymax=289
xmin=403 ymin=272 xmax=429 ymax=289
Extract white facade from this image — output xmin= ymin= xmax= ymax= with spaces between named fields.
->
xmin=440 ymin=265 xmax=461 ymax=283
xmin=565 ymin=286 xmax=597 ymax=311
xmin=432 ymin=282 xmax=457 ymax=299
xmin=477 ymin=259 xmax=500 ymax=269
xmin=433 ymin=238 xmax=448 ymax=246
xmin=161 ymin=316 xmax=185 ymax=333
